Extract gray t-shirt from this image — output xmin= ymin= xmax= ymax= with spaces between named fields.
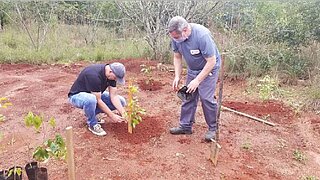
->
xmin=171 ymin=23 xmax=221 ymax=71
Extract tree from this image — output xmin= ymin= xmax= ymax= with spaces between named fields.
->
xmin=0 ymin=2 xmax=13 ymax=30
xmin=115 ymin=0 xmax=219 ymax=62
xmin=12 ymin=2 xmax=58 ymax=51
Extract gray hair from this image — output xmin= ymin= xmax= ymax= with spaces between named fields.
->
xmin=167 ymin=16 xmax=189 ymax=34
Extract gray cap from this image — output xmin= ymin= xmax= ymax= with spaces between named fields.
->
xmin=110 ymin=62 xmax=126 ymax=85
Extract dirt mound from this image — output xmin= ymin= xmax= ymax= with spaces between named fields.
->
xmin=108 ymin=115 xmax=165 ymax=144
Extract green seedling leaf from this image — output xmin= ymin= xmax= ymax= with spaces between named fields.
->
xmin=0 ymin=97 xmax=12 ymax=108
xmin=126 ymin=83 xmax=146 ymax=130
xmin=49 ymin=117 xmax=56 ymax=128
xmin=0 ymin=102 xmax=12 ymax=108
xmin=7 ymin=167 xmax=22 ymax=177
xmin=33 ymin=146 xmax=49 ymax=162
xmin=24 ymin=112 xmax=43 ymax=132
xmin=55 ymin=134 xmax=66 ymax=147
xmin=44 ymin=134 xmax=67 ymax=160
xmin=0 ymin=114 xmax=5 ymax=122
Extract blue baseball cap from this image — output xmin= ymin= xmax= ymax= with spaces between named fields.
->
xmin=110 ymin=62 xmax=126 ymax=85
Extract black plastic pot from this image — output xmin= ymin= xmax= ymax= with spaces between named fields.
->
xmin=25 ymin=162 xmax=38 ymax=180
xmin=0 ymin=170 xmax=8 ymax=180
xmin=7 ymin=166 xmax=22 ymax=180
xmin=35 ymin=167 xmax=48 ymax=180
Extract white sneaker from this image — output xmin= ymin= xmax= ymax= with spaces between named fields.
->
xmin=88 ymin=124 xmax=107 ymax=136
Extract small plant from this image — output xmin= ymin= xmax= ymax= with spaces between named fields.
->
xmin=0 ymin=97 xmax=12 ymax=142
xmin=0 ymin=97 xmax=12 ymax=122
xmin=7 ymin=166 xmax=22 ymax=178
xmin=262 ymin=114 xmax=271 ymax=120
xmin=0 ymin=97 xmax=12 ymax=108
xmin=125 ymin=83 xmax=146 ymax=133
xmin=33 ymin=134 xmax=66 ymax=162
xmin=257 ymin=75 xmax=278 ymax=101
xmin=301 ymin=175 xmax=319 ymax=180
xmin=140 ymin=64 xmax=154 ymax=85
xmin=241 ymin=142 xmax=252 ymax=150
xmin=24 ymin=112 xmax=43 ymax=133
xmin=24 ymin=112 xmax=67 ymax=165
xmin=293 ymin=149 xmax=307 ymax=163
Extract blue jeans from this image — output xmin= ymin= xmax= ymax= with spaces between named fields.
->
xmin=68 ymin=91 xmax=126 ymax=127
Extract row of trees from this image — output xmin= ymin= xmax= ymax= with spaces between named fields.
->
xmin=0 ymin=1 xmax=220 ymax=59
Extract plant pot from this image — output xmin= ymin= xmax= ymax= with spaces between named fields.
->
xmin=0 ymin=170 xmax=8 ymax=180
xmin=25 ymin=162 xmax=38 ymax=180
xmin=35 ymin=167 xmax=48 ymax=180
xmin=7 ymin=166 xmax=22 ymax=180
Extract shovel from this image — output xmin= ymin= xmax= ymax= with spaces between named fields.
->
xmin=210 ymin=51 xmax=225 ymax=166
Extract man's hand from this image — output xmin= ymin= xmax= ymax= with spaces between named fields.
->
xmin=110 ymin=113 xmax=126 ymax=123
xmin=172 ymin=77 xmax=180 ymax=91
xmin=187 ymin=78 xmax=200 ymax=93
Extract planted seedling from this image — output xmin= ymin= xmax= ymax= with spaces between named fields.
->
xmin=140 ymin=64 xmax=154 ymax=85
xmin=257 ymin=75 xmax=278 ymax=101
xmin=24 ymin=112 xmax=67 ymax=179
xmin=7 ymin=166 xmax=22 ymax=180
xmin=0 ymin=97 xmax=12 ymax=122
xmin=125 ymin=82 xmax=146 ymax=133
xmin=0 ymin=97 xmax=12 ymax=142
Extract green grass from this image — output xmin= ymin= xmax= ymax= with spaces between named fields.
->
xmin=301 ymin=175 xmax=319 ymax=180
xmin=293 ymin=149 xmax=307 ymax=164
xmin=0 ymin=25 xmax=149 ymax=64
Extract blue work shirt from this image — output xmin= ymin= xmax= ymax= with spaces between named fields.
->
xmin=171 ymin=23 xmax=221 ymax=72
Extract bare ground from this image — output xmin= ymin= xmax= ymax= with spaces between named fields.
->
xmin=0 ymin=59 xmax=319 ymax=180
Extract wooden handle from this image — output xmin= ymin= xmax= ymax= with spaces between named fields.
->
xmin=222 ymin=106 xmax=275 ymax=126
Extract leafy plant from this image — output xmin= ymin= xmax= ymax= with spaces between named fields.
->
xmin=257 ymin=75 xmax=278 ymax=101
xmin=140 ymin=64 xmax=154 ymax=85
xmin=0 ymin=97 xmax=12 ymax=122
xmin=125 ymin=83 xmax=146 ymax=131
xmin=7 ymin=166 xmax=22 ymax=178
xmin=24 ymin=111 xmax=43 ymax=133
xmin=0 ymin=97 xmax=12 ymax=142
xmin=33 ymin=134 xmax=66 ymax=162
xmin=24 ymin=112 xmax=67 ymax=165
xmin=293 ymin=149 xmax=307 ymax=164
xmin=0 ymin=97 xmax=12 ymax=108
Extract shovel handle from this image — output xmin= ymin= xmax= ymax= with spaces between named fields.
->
xmin=222 ymin=106 xmax=276 ymax=126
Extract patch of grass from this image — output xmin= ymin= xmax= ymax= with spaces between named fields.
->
xmin=301 ymin=175 xmax=319 ymax=180
xmin=305 ymin=84 xmax=320 ymax=113
xmin=293 ymin=149 xmax=307 ymax=164
xmin=241 ymin=141 xmax=252 ymax=150
xmin=0 ymin=25 xmax=149 ymax=64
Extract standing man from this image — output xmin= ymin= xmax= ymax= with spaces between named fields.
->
xmin=68 ymin=62 xmax=127 ymax=136
xmin=167 ymin=16 xmax=221 ymax=142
